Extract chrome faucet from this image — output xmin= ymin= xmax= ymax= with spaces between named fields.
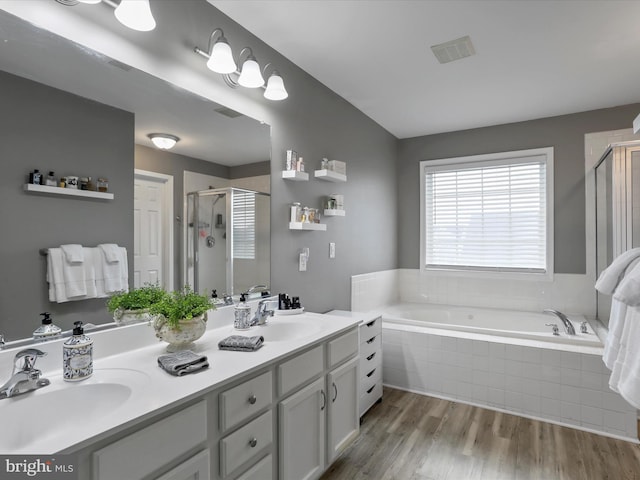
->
xmin=0 ymin=334 xmax=4 ymax=349
xmin=246 ymin=285 xmax=269 ymax=297
xmin=222 ymin=293 xmax=234 ymax=306
xmin=251 ymin=299 xmax=275 ymax=326
xmin=0 ymin=348 xmax=50 ymax=399
xmin=543 ymin=309 xmax=576 ymax=335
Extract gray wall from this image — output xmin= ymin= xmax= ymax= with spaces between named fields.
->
xmin=0 ymin=70 xmax=134 ymax=339
xmin=133 ymin=1 xmax=399 ymax=314
xmin=398 ymin=104 xmax=640 ymax=274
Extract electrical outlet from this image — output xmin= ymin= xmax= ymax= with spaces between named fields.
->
xmin=329 ymin=242 xmax=336 ymax=258
xmin=299 ymin=252 xmax=307 ymax=271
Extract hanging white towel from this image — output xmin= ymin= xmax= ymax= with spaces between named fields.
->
xmin=99 ymin=246 xmax=128 ymax=294
xmin=609 ymin=305 xmax=640 ymax=408
xmin=60 ymin=244 xmax=84 ymax=263
xmin=596 ymin=247 xmax=640 ymax=295
xmin=82 ymin=247 xmax=97 ymax=298
xmin=603 ymin=299 xmax=628 ymax=370
xmin=47 ymin=248 xmax=68 ymax=303
xmin=98 ymin=244 xmax=120 ymax=263
xmin=62 ymin=251 xmax=86 ymax=298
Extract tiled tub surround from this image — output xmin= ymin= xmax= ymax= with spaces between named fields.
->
xmin=382 ymin=322 xmax=638 ymax=442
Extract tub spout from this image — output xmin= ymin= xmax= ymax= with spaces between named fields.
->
xmin=543 ymin=309 xmax=576 ymax=335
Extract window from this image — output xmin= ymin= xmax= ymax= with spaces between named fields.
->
xmin=232 ymin=191 xmax=256 ymax=259
xmin=420 ymin=147 xmax=553 ymax=276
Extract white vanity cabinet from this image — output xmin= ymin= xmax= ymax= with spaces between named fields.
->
xmin=67 ymin=322 xmax=359 ymax=480
xmin=328 ymin=310 xmax=384 ymax=417
xmin=279 ymin=327 xmax=359 ymax=480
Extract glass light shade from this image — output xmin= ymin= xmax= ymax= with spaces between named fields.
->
xmin=206 ymin=41 xmax=237 ymax=74
xmin=114 ymin=0 xmax=156 ymax=32
xmin=264 ymin=73 xmax=288 ymax=101
xmin=238 ymin=59 xmax=265 ymax=88
xmin=149 ymin=134 xmax=179 ymax=150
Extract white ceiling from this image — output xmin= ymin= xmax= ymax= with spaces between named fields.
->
xmin=212 ymin=0 xmax=640 ymax=139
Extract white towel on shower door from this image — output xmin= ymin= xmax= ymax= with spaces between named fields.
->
xmin=596 ymin=247 xmax=640 ymax=295
xmin=603 ymin=298 xmax=628 ymax=370
xmin=609 ymin=305 xmax=640 ymax=409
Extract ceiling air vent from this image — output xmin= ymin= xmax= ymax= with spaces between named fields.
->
xmin=214 ymin=106 xmax=243 ymax=119
xmin=431 ymin=35 xmax=476 ymax=64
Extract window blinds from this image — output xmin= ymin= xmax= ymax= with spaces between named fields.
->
xmin=232 ymin=191 xmax=256 ymax=260
xmin=424 ymin=157 xmax=547 ymax=273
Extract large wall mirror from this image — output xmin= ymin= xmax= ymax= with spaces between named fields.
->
xmin=0 ymin=11 xmax=270 ymax=342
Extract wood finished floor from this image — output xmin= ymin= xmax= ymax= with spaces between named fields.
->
xmin=321 ymin=387 xmax=640 ymax=480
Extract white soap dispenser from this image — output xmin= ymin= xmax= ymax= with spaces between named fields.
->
xmin=63 ymin=321 xmax=93 ymax=382
xmin=33 ymin=312 xmax=62 ymax=341
xmin=234 ymin=293 xmax=251 ymax=330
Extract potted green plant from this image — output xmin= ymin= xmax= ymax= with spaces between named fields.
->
xmin=107 ymin=283 xmax=168 ymax=325
xmin=149 ymin=286 xmax=213 ymax=352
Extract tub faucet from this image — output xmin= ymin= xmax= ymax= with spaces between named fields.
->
xmin=543 ymin=309 xmax=576 ymax=335
xmin=0 ymin=348 xmax=50 ymax=399
xmin=250 ymin=299 xmax=275 ymax=326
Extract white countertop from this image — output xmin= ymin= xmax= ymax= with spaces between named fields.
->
xmin=0 ymin=305 xmax=360 ymax=454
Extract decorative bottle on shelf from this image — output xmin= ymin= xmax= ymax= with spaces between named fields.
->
xmin=29 ymin=169 xmax=43 ymax=185
xmin=63 ymin=321 xmax=93 ymax=382
xmin=45 ymin=171 xmax=57 ymax=187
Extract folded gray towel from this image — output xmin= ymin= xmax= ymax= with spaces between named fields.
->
xmin=157 ymin=350 xmax=209 ymax=376
xmin=218 ymin=335 xmax=264 ymax=352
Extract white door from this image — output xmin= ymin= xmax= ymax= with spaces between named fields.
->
xmin=134 ymin=170 xmax=173 ymax=289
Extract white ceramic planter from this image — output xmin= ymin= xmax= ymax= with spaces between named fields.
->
xmin=153 ymin=314 xmax=207 ymax=352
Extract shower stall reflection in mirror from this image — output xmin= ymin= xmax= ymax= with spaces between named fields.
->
xmin=185 ymin=187 xmax=270 ymax=298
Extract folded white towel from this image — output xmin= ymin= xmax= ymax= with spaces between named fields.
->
xmin=63 ymin=254 xmax=86 ymax=299
xmin=613 ymin=260 xmax=640 ymax=306
xmin=60 ymin=244 xmax=84 ymax=263
xmin=98 ymin=244 xmax=120 ymax=263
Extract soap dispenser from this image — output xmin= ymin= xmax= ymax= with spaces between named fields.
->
xmin=63 ymin=321 xmax=93 ymax=382
xmin=234 ymin=293 xmax=251 ymax=330
xmin=33 ymin=312 xmax=62 ymax=341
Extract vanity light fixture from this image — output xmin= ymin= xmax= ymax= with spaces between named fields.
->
xmin=194 ymin=29 xmax=288 ymax=101
xmin=148 ymin=133 xmax=180 ymax=150
xmin=74 ymin=0 xmax=156 ymax=32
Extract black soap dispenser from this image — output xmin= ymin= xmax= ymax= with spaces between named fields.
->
xmin=63 ymin=321 xmax=93 ymax=382
xmin=33 ymin=312 xmax=62 ymax=341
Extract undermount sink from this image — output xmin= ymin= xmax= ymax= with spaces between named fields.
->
xmin=0 ymin=368 xmax=150 ymax=452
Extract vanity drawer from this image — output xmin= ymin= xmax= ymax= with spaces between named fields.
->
xmin=360 ymin=357 xmax=381 ymax=384
xmin=359 ymin=316 xmax=381 ymax=339
xmin=360 ymin=345 xmax=380 ymax=374
xmin=220 ymin=410 xmax=273 ymax=478
xmin=360 ymin=334 xmax=381 ymax=360
xmin=93 ymin=401 xmax=207 ymax=480
xmin=360 ymin=381 xmax=383 ymax=416
xmin=327 ymin=328 xmax=359 ymax=369
xmin=278 ymin=345 xmax=323 ymax=397
xmin=236 ymin=454 xmax=272 ymax=480
xmin=220 ymin=371 xmax=272 ymax=432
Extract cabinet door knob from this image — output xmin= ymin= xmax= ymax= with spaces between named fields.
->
xmin=248 ymin=394 xmax=257 ymax=405
xmin=249 ymin=437 xmax=258 ymax=448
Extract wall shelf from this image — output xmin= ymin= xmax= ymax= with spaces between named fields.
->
xmin=289 ymin=222 xmax=327 ymax=231
xmin=282 ymin=170 xmax=309 ymax=181
xmin=314 ymin=169 xmax=346 ymax=182
xmin=324 ymin=209 xmax=345 ymax=217
xmin=24 ymin=183 xmax=114 ymax=200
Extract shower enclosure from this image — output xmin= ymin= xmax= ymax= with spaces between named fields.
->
xmin=185 ymin=187 xmax=270 ymax=298
xmin=595 ymin=140 xmax=640 ymax=325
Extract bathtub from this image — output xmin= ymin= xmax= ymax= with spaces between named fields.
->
xmin=379 ymin=302 xmax=639 ymax=442
xmin=382 ymin=302 xmax=603 ymax=349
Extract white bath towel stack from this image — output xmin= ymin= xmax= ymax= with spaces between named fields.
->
xmin=597 ymin=249 xmax=640 ymax=409
xmin=46 ymin=245 xmax=128 ymax=303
